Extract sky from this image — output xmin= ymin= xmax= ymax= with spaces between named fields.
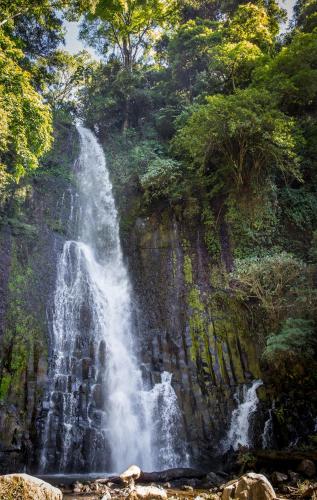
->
xmin=63 ymin=0 xmax=297 ymax=56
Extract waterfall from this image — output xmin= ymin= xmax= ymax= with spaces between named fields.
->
xmin=261 ymin=402 xmax=275 ymax=449
xmin=40 ymin=126 xmax=187 ymax=473
xmin=222 ymin=379 xmax=263 ymax=452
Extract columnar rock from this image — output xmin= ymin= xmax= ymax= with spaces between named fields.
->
xmin=221 ymin=473 xmax=276 ymax=500
xmin=0 ymin=474 xmax=62 ymax=500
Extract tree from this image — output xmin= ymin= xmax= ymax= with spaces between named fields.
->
xmin=173 ymin=88 xmax=301 ymax=196
xmin=80 ymin=0 xmax=178 ymax=71
xmin=167 ymin=19 xmax=220 ymax=96
xmin=253 ymin=30 xmax=317 ymax=112
xmin=209 ymin=40 xmax=264 ymax=92
xmin=0 ymin=30 xmax=52 ymax=192
xmin=226 ymin=3 xmax=277 ymax=53
xmin=294 ymin=0 xmax=317 ymax=32
xmin=263 ymin=318 xmax=316 ymax=360
xmin=42 ymin=50 xmax=94 ymax=108
xmin=231 ymin=253 xmax=316 ymax=326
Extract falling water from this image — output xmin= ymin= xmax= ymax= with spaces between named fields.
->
xmin=261 ymin=401 xmax=275 ymax=449
xmin=40 ymin=126 xmax=187 ymax=473
xmin=222 ymin=379 xmax=263 ymax=452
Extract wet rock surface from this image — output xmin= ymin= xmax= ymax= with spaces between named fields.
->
xmin=124 ymin=214 xmax=264 ymax=466
xmin=0 ymin=122 xmax=79 ymax=473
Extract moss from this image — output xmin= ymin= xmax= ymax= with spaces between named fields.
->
xmin=184 ymin=255 xmax=193 ymax=285
xmin=46 ymin=218 xmax=66 ymax=235
xmin=201 ymin=205 xmax=221 ymax=257
xmin=0 ymin=242 xmax=46 ymax=403
xmin=188 ymin=287 xmax=204 ymax=312
xmin=0 ymin=374 xmax=11 ymax=400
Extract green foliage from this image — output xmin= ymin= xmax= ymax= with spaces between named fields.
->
xmin=294 ymin=0 xmax=317 ymax=32
xmin=253 ymin=30 xmax=317 ymax=111
xmin=0 ymin=243 xmax=46 ymax=402
xmin=140 ymin=157 xmax=182 ymax=203
xmin=263 ymin=318 xmax=316 ymax=360
xmin=173 ymin=88 xmax=301 ymax=196
xmin=232 ymin=252 xmax=316 ymax=325
xmin=41 ymin=49 xmax=95 ymax=108
xmin=280 ymin=187 xmax=317 ymax=232
xmin=81 ymin=0 xmax=178 ymax=69
xmin=209 ymin=40 xmax=264 ymax=92
xmin=226 ymin=3 xmax=276 ymax=51
xmin=0 ymin=29 xmax=53 ymax=200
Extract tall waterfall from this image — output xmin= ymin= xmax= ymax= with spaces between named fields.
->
xmin=40 ymin=126 xmax=187 ymax=473
xmin=222 ymin=379 xmax=263 ymax=452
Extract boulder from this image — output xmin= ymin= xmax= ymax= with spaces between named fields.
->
xmin=72 ymin=480 xmax=83 ymax=493
xmin=0 ymin=473 xmax=62 ymax=500
xmin=206 ymin=472 xmax=223 ymax=486
xmin=271 ymin=472 xmax=287 ymax=485
xmin=297 ymin=459 xmax=316 ymax=478
xmin=101 ymin=493 xmax=112 ymax=500
xmin=288 ymin=470 xmax=300 ymax=484
xmin=120 ymin=465 xmax=141 ymax=488
xmin=221 ymin=473 xmax=276 ymax=500
xmin=132 ymin=485 xmax=167 ymax=499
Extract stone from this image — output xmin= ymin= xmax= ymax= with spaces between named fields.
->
xmin=0 ymin=473 xmax=62 ymax=499
xmin=182 ymin=484 xmax=194 ymax=491
xmin=133 ymin=485 xmax=168 ymax=499
xmin=206 ymin=472 xmax=223 ymax=486
xmin=297 ymin=459 xmax=316 ymax=478
xmin=72 ymin=480 xmax=83 ymax=493
xmin=102 ymin=493 xmax=112 ymax=500
xmin=271 ymin=472 xmax=287 ymax=485
xmin=221 ymin=473 xmax=276 ymax=500
xmin=120 ymin=465 xmax=141 ymax=488
xmin=288 ymin=470 xmax=300 ymax=484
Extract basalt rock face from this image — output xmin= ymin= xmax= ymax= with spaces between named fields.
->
xmin=122 ymin=211 xmax=264 ymax=467
xmin=0 ymin=120 xmax=78 ymax=473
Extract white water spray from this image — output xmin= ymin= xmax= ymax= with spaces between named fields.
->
xmin=41 ymin=126 xmax=187 ymax=473
xmin=261 ymin=401 xmax=275 ymax=449
xmin=222 ymin=379 xmax=263 ymax=452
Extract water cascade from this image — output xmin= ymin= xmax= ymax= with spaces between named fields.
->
xmin=222 ymin=379 xmax=263 ymax=452
xmin=262 ymin=401 xmax=275 ymax=449
xmin=40 ymin=126 xmax=187 ymax=473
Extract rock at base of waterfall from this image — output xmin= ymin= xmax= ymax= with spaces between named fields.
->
xmin=221 ymin=472 xmax=276 ymax=500
xmin=206 ymin=471 xmax=224 ymax=486
xmin=0 ymin=473 xmax=62 ymax=499
xmin=297 ymin=459 xmax=316 ymax=478
xmin=288 ymin=470 xmax=300 ymax=484
xmin=132 ymin=485 xmax=168 ymax=499
xmin=271 ymin=471 xmax=288 ymax=485
xmin=101 ymin=493 xmax=112 ymax=500
xmin=120 ymin=465 xmax=141 ymax=486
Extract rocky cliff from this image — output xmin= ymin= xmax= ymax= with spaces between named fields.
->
xmin=0 ymin=117 xmax=78 ymax=472
xmin=123 ymin=210 xmax=266 ymax=467
xmin=0 ymin=120 xmax=316 ymax=474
